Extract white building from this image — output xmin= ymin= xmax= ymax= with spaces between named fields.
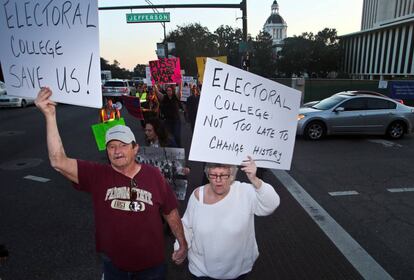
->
xmin=341 ymin=0 xmax=414 ymax=79
xmin=263 ymin=0 xmax=287 ymax=52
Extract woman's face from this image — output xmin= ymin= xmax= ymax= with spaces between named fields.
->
xmin=207 ymin=167 xmax=233 ymax=196
xmin=167 ymin=87 xmax=174 ymax=98
xmin=145 ymin=124 xmax=157 ymax=141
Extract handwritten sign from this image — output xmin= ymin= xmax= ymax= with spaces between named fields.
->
xmin=189 ymin=58 xmax=301 ymax=170
xmin=196 ymin=56 xmax=227 ymax=83
xmin=149 ymin=58 xmax=182 ymax=85
xmin=0 ymin=0 xmax=102 ymax=108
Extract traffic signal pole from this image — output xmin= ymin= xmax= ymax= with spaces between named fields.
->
xmin=99 ymin=2 xmax=248 ymax=52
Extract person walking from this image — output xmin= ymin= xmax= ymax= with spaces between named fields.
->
xmin=35 ymin=87 xmax=187 ymax=280
xmin=175 ymin=157 xmax=279 ymax=279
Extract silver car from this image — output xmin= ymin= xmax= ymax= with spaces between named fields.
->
xmin=102 ymin=79 xmax=137 ymax=101
xmin=297 ymin=91 xmax=414 ymax=140
xmin=0 ymin=81 xmax=35 ymax=108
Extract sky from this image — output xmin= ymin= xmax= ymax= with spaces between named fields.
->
xmin=98 ymin=0 xmax=363 ymax=71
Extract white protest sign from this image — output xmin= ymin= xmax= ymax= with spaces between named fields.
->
xmin=145 ymin=66 xmax=152 ymax=86
xmin=181 ymin=76 xmax=193 ymax=101
xmin=189 ymin=58 xmax=301 ymax=170
xmin=0 ymin=0 xmax=102 ymax=108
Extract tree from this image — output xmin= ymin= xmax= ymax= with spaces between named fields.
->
xmin=166 ymin=23 xmax=218 ymax=77
xmin=250 ymin=31 xmax=276 ymax=78
xmin=100 ymin=57 xmax=132 ymax=79
xmin=214 ymin=25 xmax=243 ymax=66
xmin=133 ymin=64 xmax=147 ymax=78
xmin=277 ymin=28 xmax=341 ymax=78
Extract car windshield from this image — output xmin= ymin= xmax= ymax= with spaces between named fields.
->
xmin=104 ymin=81 xmax=125 ymax=87
xmin=313 ymin=94 xmax=348 ymax=110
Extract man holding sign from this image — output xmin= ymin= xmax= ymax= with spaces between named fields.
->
xmin=35 ymin=88 xmax=187 ymax=279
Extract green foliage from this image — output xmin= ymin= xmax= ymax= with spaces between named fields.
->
xmin=167 ymin=23 xmax=218 ymax=76
xmin=99 ymin=24 xmax=341 ymax=80
xmin=100 ymin=57 xmax=132 ymax=79
xmin=133 ymin=64 xmax=147 ymax=77
xmin=277 ymin=28 xmax=341 ymax=78
xmin=250 ymin=31 xmax=275 ymax=78
xmin=214 ymin=25 xmax=244 ymax=66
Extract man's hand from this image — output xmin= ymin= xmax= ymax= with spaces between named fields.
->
xmin=35 ymin=87 xmax=57 ymax=118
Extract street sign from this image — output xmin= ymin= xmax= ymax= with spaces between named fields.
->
xmin=126 ymin=13 xmax=170 ymax=23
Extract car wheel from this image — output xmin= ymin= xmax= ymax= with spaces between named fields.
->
xmin=387 ymin=121 xmax=405 ymax=139
xmin=304 ymin=121 xmax=326 ymax=140
xmin=21 ymin=99 xmax=27 ymax=108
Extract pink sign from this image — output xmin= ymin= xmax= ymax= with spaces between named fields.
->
xmin=149 ymin=58 xmax=182 ymax=85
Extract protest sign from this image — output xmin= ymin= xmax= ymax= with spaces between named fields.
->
xmin=149 ymin=58 xmax=182 ymax=85
xmin=137 ymin=147 xmax=188 ymax=200
xmin=91 ymin=118 xmax=126 ymax=151
xmin=189 ymin=58 xmax=301 ymax=170
xmin=181 ymin=76 xmax=194 ymax=101
xmin=196 ymin=56 xmax=227 ymax=83
xmin=145 ymin=66 xmax=152 ymax=86
xmin=0 ymin=0 xmax=102 ymax=108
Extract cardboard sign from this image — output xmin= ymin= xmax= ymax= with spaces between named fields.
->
xmin=91 ymin=118 xmax=126 ymax=151
xmin=189 ymin=58 xmax=301 ymax=170
xmin=196 ymin=56 xmax=227 ymax=83
xmin=0 ymin=0 xmax=102 ymax=108
xmin=149 ymin=58 xmax=182 ymax=85
xmin=181 ymin=76 xmax=194 ymax=101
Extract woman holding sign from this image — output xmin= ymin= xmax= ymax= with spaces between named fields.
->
xmin=175 ymin=157 xmax=279 ymax=279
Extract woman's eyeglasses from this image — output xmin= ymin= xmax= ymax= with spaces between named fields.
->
xmin=208 ymin=174 xmax=231 ymax=181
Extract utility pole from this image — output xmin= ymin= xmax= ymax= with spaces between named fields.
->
xmin=241 ymin=0 xmax=247 ymax=42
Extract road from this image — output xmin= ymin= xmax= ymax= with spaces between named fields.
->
xmin=0 ymin=104 xmax=413 ymax=279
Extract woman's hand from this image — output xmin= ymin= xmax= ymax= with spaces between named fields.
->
xmin=241 ymin=156 xmax=262 ymax=189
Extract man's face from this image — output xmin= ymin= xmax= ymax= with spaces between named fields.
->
xmin=106 ymin=140 xmax=138 ymax=169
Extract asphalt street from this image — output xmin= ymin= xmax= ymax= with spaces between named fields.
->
xmin=1 ymin=104 xmax=413 ymax=279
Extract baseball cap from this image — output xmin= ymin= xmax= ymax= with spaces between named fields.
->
xmin=105 ymin=125 xmax=136 ymax=145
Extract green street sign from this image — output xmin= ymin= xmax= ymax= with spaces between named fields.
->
xmin=126 ymin=13 xmax=170 ymax=23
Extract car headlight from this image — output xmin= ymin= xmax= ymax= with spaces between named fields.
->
xmin=11 ymin=98 xmax=19 ymax=102
xmin=297 ymin=114 xmax=306 ymax=121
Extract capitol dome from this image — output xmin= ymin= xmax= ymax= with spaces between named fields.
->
xmin=263 ymin=0 xmax=287 ymax=49
xmin=265 ymin=11 xmax=286 ymax=25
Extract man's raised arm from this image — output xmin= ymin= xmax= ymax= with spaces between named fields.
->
xmin=35 ymin=87 xmax=78 ymax=183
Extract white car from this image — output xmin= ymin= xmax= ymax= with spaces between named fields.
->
xmin=0 ymin=81 xmax=35 ymax=108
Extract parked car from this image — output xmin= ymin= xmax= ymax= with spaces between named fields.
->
xmin=297 ymin=91 xmax=414 ymax=140
xmin=0 ymin=81 xmax=6 ymax=96
xmin=303 ymin=90 xmax=404 ymax=108
xmin=102 ymin=79 xmax=137 ymax=102
xmin=0 ymin=81 xmax=35 ymax=108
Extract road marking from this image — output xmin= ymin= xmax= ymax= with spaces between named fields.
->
xmin=368 ymin=139 xmax=402 ymax=148
xmin=328 ymin=190 xmax=359 ymax=196
xmin=272 ymin=170 xmax=393 ymax=280
xmin=387 ymin=187 xmax=414 ymax=193
xmin=24 ymin=175 xmax=50 ymax=183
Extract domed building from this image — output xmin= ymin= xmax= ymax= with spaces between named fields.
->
xmin=263 ymin=0 xmax=287 ymax=52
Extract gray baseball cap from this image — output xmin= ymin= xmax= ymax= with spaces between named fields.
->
xmin=105 ymin=125 xmax=136 ymax=145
